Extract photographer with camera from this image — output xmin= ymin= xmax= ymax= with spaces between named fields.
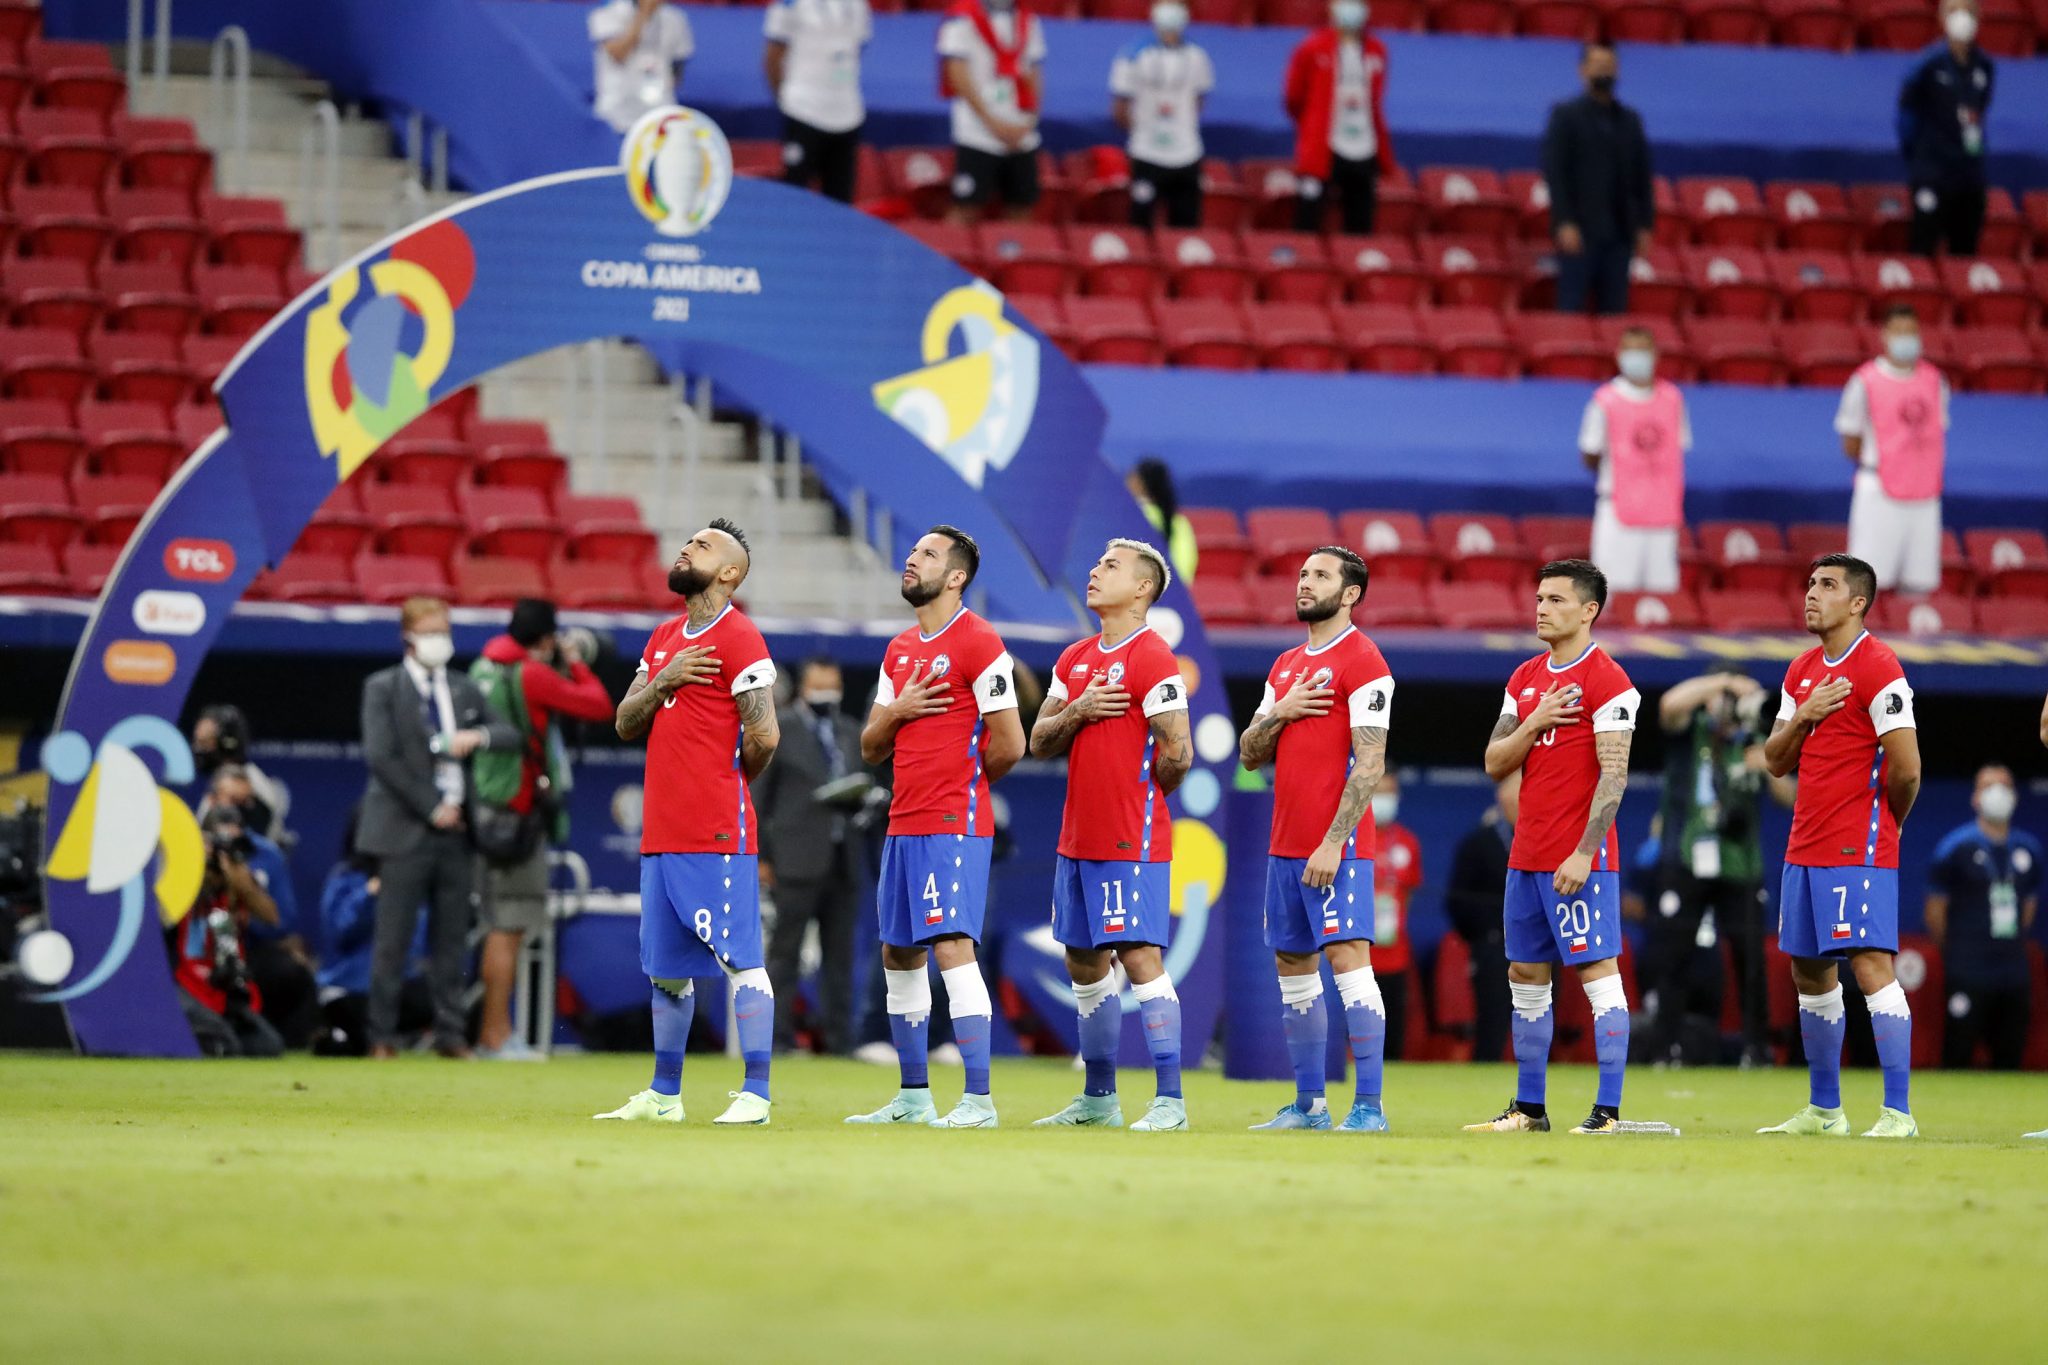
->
xmin=191 ymin=704 xmax=288 ymax=841
xmin=469 ymin=599 xmax=613 ymax=1060
xmin=170 ymin=805 xmax=285 ymax=1057
xmin=205 ymin=764 xmax=317 ymax=1048
xmin=1649 ymin=666 xmax=1796 ymax=1066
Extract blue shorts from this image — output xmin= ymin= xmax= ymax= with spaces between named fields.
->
xmin=1503 ymin=864 xmax=1623 ymax=966
xmin=1051 ymin=854 xmax=1172 ymax=950
xmin=1779 ymin=864 xmax=1899 ymax=958
xmin=1263 ymin=854 xmax=1376 ymax=956
xmin=876 ymin=833 xmax=995 ymax=947
xmin=639 ymin=852 xmax=763 ymax=979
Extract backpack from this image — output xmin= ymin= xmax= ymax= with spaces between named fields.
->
xmin=468 ymin=654 xmax=563 ymax=866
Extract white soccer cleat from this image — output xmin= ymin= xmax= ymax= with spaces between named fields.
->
xmin=712 ymin=1090 xmax=772 ymax=1126
xmin=929 ymin=1094 xmax=999 ymax=1129
xmin=593 ymin=1089 xmax=683 ymax=1122
xmin=1130 ymin=1096 xmax=1188 ymax=1132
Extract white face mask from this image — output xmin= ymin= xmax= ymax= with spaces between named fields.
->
xmin=1152 ymin=2 xmax=1189 ymax=35
xmin=1978 ymin=783 xmax=2017 ymax=823
xmin=1370 ymin=791 xmax=1399 ymax=824
xmin=1886 ymin=334 xmax=1923 ymax=367
xmin=1945 ymin=8 xmax=1978 ymax=43
xmin=409 ymin=632 xmax=455 ymax=670
xmin=803 ymin=690 xmax=844 ymax=710
xmin=1617 ymin=349 xmax=1655 ymax=385
xmin=1332 ymin=0 xmax=1368 ymax=30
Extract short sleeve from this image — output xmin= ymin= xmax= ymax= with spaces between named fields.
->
xmin=1577 ymin=397 xmax=1607 ymax=457
xmin=1591 ymin=686 xmax=1641 ymax=733
xmin=1349 ymin=673 xmax=1394 ymax=729
xmin=669 ymin=11 xmax=694 ymax=60
xmin=1025 ymin=15 xmax=1047 ymax=63
xmin=1253 ymin=680 xmax=1278 ymax=718
xmin=1868 ymin=676 xmax=1915 ymax=735
xmin=1046 ymin=669 xmax=1071 ymax=703
xmin=1141 ymin=673 xmax=1189 ymax=718
xmin=874 ymin=663 xmax=897 ymax=708
xmin=1499 ymin=687 xmax=1519 ymax=719
xmin=937 ymin=16 xmax=974 ymax=58
xmin=974 ymin=651 xmax=1019 ymax=714
xmin=763 ymin=1 xmax=794 ymax=42
xmin=589 ymin=3 xmax=627 ymax=42
xmin=1778 ymin=687 xmax=1798 ymax=723
xmin=1194 ymin=48 xmax=1215 ymax=93
xmin=1834 ymin=373 xmax=1868 ymax=438
xmin=1110 ymin=55 xmax=1135 ymax=96
xmin=731 ymin=658 xmax=777 ymax=697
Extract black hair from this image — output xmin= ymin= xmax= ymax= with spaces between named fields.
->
xmin=1883 ymin=303 xmax=1919 ymax=326
xmin=798 ymin=654 xmax=840 ymax=681
xmin=1810 ymin=553 xmax=1877 ymax=615
xmin=199 ymin=703 xmax=250 ymax=758
xmin=508 ymin=597 xmax=557 ymax=647
xmin=1537 ymin=557 xmax=1609 ymax=621
xmin=927 ymin=523 xmax=981 ymax=587
xmin=710 ymin=517 xmax=750 ymax=559
xmin=1311 ymin=545 xmax=1370 ymax=605
xmin=1132 ymin=457 xmax=1180 ymax=538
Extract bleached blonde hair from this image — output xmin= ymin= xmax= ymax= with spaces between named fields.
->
xmin=1105 ymin=537 xmax=1171 ymax=604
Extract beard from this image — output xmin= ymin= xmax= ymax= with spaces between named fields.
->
xmin=900 ymin=575 xmax=944 ymax=608
xmin=668 ymin=563 xmax=713 ymax=597
xmin=1295 ymin=592 xmax=1344 ymax=623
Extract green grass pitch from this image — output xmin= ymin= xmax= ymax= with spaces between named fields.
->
xmin=4 ymin=1052 xmax=2044 ymax=1362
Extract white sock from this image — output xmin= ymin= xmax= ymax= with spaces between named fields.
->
xmin=1332 ymin=965 xmax=1383 ymax=1017
xmin=1583 ymin=973 xmax=1627 ymax=1017
xmin=1797 ymin=985 xmax=1845 ymax=1024
xmin=1131 ymin=973 xmax=1177 ymax=1003
xmin=726 ymin=965 xmax=772 ymax=997
xmin=885 ymin=967 xmax=932 ymax=1027
xmin=1865 ymin=980 xmax=1910 ymax=1019
xmin=1509 ymin=981 xmax=1551 ymax=1023
xmin=1072 ymin=973 xmax=1119 ymax=1017
xmin=1277 ymin=972 xmax=1323 ymax=1015
xmin=940 ymin=962 xmax=992 ymax=1020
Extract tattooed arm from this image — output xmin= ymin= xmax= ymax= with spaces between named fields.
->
xmin=1148 ymin=708 xmax=1192 ymax=796
xmin=1485 ymin=683 xmax=1581 ymax=781
xmin=1303 ymin=725 xmax=1387 ymax=889
xmin=1553 ymin=729 xmax=1630 ymax=894
xmin=1029 ymin=676 xmax=1127 ymax=758
xmin=736 ymin=685 xmax=780 ymax=780
xmin=1239 ymin=710 xmax=1287 ymax=770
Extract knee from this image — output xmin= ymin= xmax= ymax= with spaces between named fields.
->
xmin=1506 ymin=961 xmax=1550 ymax=987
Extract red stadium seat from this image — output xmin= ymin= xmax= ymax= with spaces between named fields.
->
xmin=1063 ymin=145 xmax=1130 ymax=223
xmin=453 ymin=554 xmax=548 ymax=608
xmin=61 ymin=540 xmax=122 ymax=595
xmin=1846 ymin=183 xmax=1914 ymax=252
xmin=1420 ymin=235 xmax=1517 ymax=310
xmin=1332 ymin=303 xmax=1436 ymax=374
xmin=1340 ymin=509 xmax=1437 ymax=585
xmin=1237 ymin=157 xmax=1301 ymax=232
xmin=473 ymin=438 xmax=568 ymax=495
xmin=19 ymin=106 xmax=119 ymax=188
xmin=107 ymin=187 xmax=207 ymax=269
xmin=1622 ymin=246 xmax=1693 ymax=317
xmin=1607 ymin=590 xmax=1703 ymax=631
xmin=1429 ymin=306 xmax=1516 ymax=378
xmin=1771 ymin=249 xmax=1863 ymax=322
xmin=1956 ymin=327 xmax=2047 ymax=395
xmin=461 ymin=484 xmax=564 ymax=559
xmin=1503 ymin=170 xmax=1554 ymax=243
xmin=1698 ymin=519 xmax=1795 ymax=591
xmin=362 ymin=482 xmax=466 ymax=561
xmin=113 ymin=114 xmax=214 ymax=196
xmin=0 ymin=397 xmax=85 ymax=476
xmin=548 ymin=558 xmax=647 ymax=611
xmin=1355 ymin=593 xmax=1436 ymax=629
xmin=71 ymin=472 xmax=158 ymax=546
xmin=1518 ymin=514 xmax=1593 ymax=562
xmin=1965 ymin=528 xmax=2048 ymax=597
xmin=27 ymin=38 xmax=124 ymax=114
xmin=1976 ymin=186 xmax=2026 ymax=258
xmin=257 ymin=551 xmax=356 ymax=604
xmin=369 ymin=436 xmax=471 ymax=488
xmin=0 ymin=471 xmax=81 ymax=547
xmin=179 ymin=333 xmax=240 ymax=389
xmin=1867 ymin=592 xmax=1977 ymax=637
xmin=201 ymin=196 xmax=302 ymax=271
xmin=1507 ymin=313 xmax=1606 ymax=381
xmin=1685 ymin=317 xmax=1786 ymax=386
xmin=1779 ymin=321 xmax=1865 ymax=387
xmin=1601 ymin=0 xmax=1688 ymax=40
xmin=1519 ymin=0 xmax=1600 ymax=38
xmin=1008 ymin=294 xmax=1070 ymax=350
xmin=77 ymin=399 xmax=181 ymax=478
xmin=1686 ymin=245 xmax=1779 ymax=318
xmin=898 ymin=220 xmax=977 ymax=272
xmin=1857 ymin=253 xmax=1947 ymax=322
xmin=13 ymin=184 xmax=112 ymax=265
xmin=193 ymin=263 xmax=284 ymax=338
xmin=1941 ymin=258 xmax=2036 ymax=329
xmin=1684 ymin=0 xmax=1771 ymax=42
xmin=296 ymin=497 xmax=374 ymax=559
xmin=1858 ymin=0 xmax=1938 ymax=47
xmin=1242 ymin=231 xmax=1338 ymax=304
xmin=1677 ymin=176 xmax=1772 ymax=247
xmin=88 ymin=330 xmax=193 ymax=408
xmin=1429 ymin=579 xmax=1523 ymax=628
xmin=881 ymin=147 xmax=952 ymax=219
xmin=1699 ymin=588 xmax=1795 ymax=631
xmin=172 ymin=400 xmax=221 ymax=452
xmin=1155 ymin=298 xmax=1255 ymax=369
xmin=1248 ymin=301 xmax=1345 ymax=372
xmin=1157 ymin=228 xmax=1252 ymax=302
xmin=1419 ymin=166 xmax=1515 ymax=239
xmin=353 ymin=552 xmax=451 ymax=605
xmin=0 ymin=325 xmax=92 ymax=404
xmin=1064 ymin=296 xmax=1161 ymax=365
xmin=1982 ymin=598 xmax=2048 ymax=639
xmin=1183 ymin=507 xmax=1253 ymax=581
xmin=1190 ymin=575 xmax=1258 ymax=627
xmin=555 ymin=494 xmax=657 ymax=565
xmin=1765 ymin=180 xmax=1856 ymax=250
xmin=1334 ymin=235 xmax=1427 ymax=307
xmin=1065 ymin=225 xmax=1160 ymax=300
xmin=0 ymin=540 xmax=70 ymax=593
xmin=974 ymin=222 xmax=1074 ymax=297
xmin=1428 ymin=511 xmax=1525 ymax=586
xmin=1594 ymin=315 xmax=1696 ymax=384
xmin=1245 ymin=506 xmax=1339 ymax=577
xmin=1197 ymin=158 xmax=1251 ymax=231
xmin=99 ymin=260 xmax=202 ymax=337
xmin=1974 ymin=0 xmax=2039 ymax=56
xmin=1766 ymin=0 xmax=1854 ymax=46
xmin=1430 ymin=0 xmax=1516 ymax=35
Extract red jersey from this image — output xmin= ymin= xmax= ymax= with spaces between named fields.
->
xmin=635 ymin=604 xmax=776 ymax=856
xmin=1256 ymin=626 xmax=1396 ymax=859
xmin=876 ymin=607 xmax=1017 ymax=837
xmin=1501 ymin=643 xmax=1640 ymax=872
xmin=1371 ymin=820 xmax=1421 ymax=974
xmin=1050 ymin=624 xmax=1189 ymax=863
xmin=1780 ymin=631 xmax=1915 ymax=868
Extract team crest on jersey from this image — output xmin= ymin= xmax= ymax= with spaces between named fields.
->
xmin=1106 ymin=662 xmax=1126 ymax=686
xmin=928 ymin=654 xmax=952 ymax=680
xmin=1308 ymin=666 xmax=1334 ymax=689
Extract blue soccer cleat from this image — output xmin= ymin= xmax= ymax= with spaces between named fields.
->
xmin=1250 ymin=1102 xmax=1330 ymax=1131
xmin=1337 ymin=1101 xmax=1389 ymax=1133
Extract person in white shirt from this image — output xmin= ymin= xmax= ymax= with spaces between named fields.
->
xmin=764 ymin=0 xmax=872 ymax=203
xmin=1836 ymin=305 xmax=1950 ymax=597
xmin=590 ymin=0 xmax=694 ymax=135
xmin=938 ymin=0 xmax=1046 ymax=224
xmin=1580 ymin=326 xmax=1691 ymax=594
xmin=1110 ymin=3 xmax=1214 ymax=230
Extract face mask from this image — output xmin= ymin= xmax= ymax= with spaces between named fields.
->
xmin=237 ymin=798 xmax=275 ymax=836
xmin=1152 ymin=2 xmax=1189 ymax=34
xmin=1886 ymin=334 xmax=1922 ymax=367
xmin=1589 ymin=74 xmax=1617 ymax=97
xmin=410 ymin=632 xmax=455 ymax=670
xmin=1332 ymin=0 xmax=1367 ymax=30
xmin=1945 ymin=8 xmax=1978 ymax=43
xmin=1978 ymin=783 xmax=2017 ymax=823
xmin=1617 ymin=349 xmax=1655 ymax=384
xmin=1370 ymin=791 xmax=1399 ymax=824
xmin=804 ymin=691 xmax=843 ymax=713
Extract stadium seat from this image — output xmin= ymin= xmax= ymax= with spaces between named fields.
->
xmin=2024 ymin=190 xmax=2048 ymax=257
xmin=1430 ymin=0 xmax=1516 ymax=35
xmin=113 ymin=114 xmax=213 ymax=195
xmin=60 ymin=540 xmax=120 ymax=594
xmin=70 ymin=472 xmax=157 ymax=545
xmin=1698 ymin=519 xmax=1795 ymax=591
xmin=1242 ymin=231 xmax=1338 ymax=304
xmin=1355 ymin=593 xmax=1437 ymax=629
xmin=1157 ymin=228 xmax=1252 ymax=302
xmin=0 ymin=396 xmax=84 ymax=475
xmin=1867 ymin=592 xmax=1977 ymax=637
xmin=1982 ymin=597 xmax=2048 ymax=639
xmin=1183 ymin=507 xmax=1253 ymax=581
xmin=369 ymin=436 xmax=472 ymax=488
xmin=258 ymin=551 xmax=356 ymax=604
xmin=1607 ymin=590 xmax=1703 ymax=631
xmin=1190 ymin=574 xmax=1258 ymax=627
xmin=1764 ymin=180 xmax=1857 ymax=250
xmin=1857 ymin=0 xmax=1938 ymax=47
xmin=974 ymin=222 xmax=1074 ymax=297
xmin=1501 ymin=171 xmax=1553 ymax=242
xmin=1685 ymin=0 xmax=1772 ymax=44
xmin=1518 ymin=513 xmax=1593 ymax=562
xmin=555 ymin=493 xmax=657 ymax=565
xmin=201 ymin=196 xmax=303 ymax=271
xmin=1335 ymin=235 xmax=1427 ymax=307
xmin=1519 ymin=1 xmax=1600 ymax=40
xmin=454 ymin=554 xmax=548 ymax=607
xmin=1340 ymin=508 xmax=1438 ymax=585
xmin=297 ymin=495 xmax=373 ymax=559
xmin=1155 ymin=298 xmax=1256 ymax=369
xmin=354 ymin=551 xmax=452 ymax=605
xmin=1676 ymin=175 xmax=1772 ymax=247
xmin=1782 ymin=521 xmax=1846 ymax=569
xmin=1245 ymin=506 xmax=1339 ymax=577
xmin=1685 ymin=317 xmax=1786 ymax=386
xmin=1846 ymin=183 xmax=1914 ymax=251
xmin=1430 ymin=306 xmax=1515 ymax=378
xmin=880 ymin=147 xmax=952 ymax=219
xmin=1420 ymin=235 xmax=1516 ymax=310
xmin=1964 ymin=528 xmax=2048 ymax=597
xmin=180 ymin=333 xmax=240 ymax=388
xmin=0 ymin=471 xmax=80 ymax=547
xmin=1622 ymin=246 xmax=1693 ymax=317
xmin=1248 ymin=301 xmax=1345 ymax=372
xmin=1686 ymin=245 xmax=1779 ymax=318
xmin=107 ymin=187 xmax=207 ymax=269
xmin=898 ymin=220 xmax=977 ymax=272
xmin=1941 ymin=257 xmax=2036 ymax=329
xmin=1332 ymin=303 xmax=1436 ymax=374
xmin=1420 ymin=166 xmax=1515 ymax=239
xmin=1063 ymin=145 xmax=1129 ymax=223
xmin=1770 ymin=249 xmax=1863 ymax=322
xmin=193 ymin=263 xmax=285 ymax=337
xmin=0 ymin=540 xmax=69 ymax=593
xmin=1975 ymin=186 xmax=2026 ymax=258
xmin=99 ymin=259 xmax=202 ymax=337
xmin=1766 ymin=0 xmax=1855 ymax=47
xmin=13 ymin=184 xmax=112 ymax=265
xmin=1699 ymin=587 xmax=1794 ymax=631
xmin=1064 ymin=296 xmax=1162 ymax=365
xmin=1428 ymin=511 xmax=1525 ymax=587
xmin=1237 ymin=158 xmax=1301 ymax=231
xmin=1507 ymin=313 xmax=1606 ymax=381
xmin=1429 ymin=579 xmax=1522 ymax=628
xmin=1195 ymin=158 xmax=1251 ymax=231
xmin=88 ymin=330 xmax=193 ymax=408
xmin=1065 ymin=225 xmax=1160 ymax=300
xmin=1957 ymin=327 xmax=2047 ymax=395
xmin=172 ymin=400 xmax=220 ymax=452
xmin=461 ymin=485 xmax=564 ymax=559
xmin=5 ymin=257 xmax=99 ymax=335
xmin=362 ymin=483 xmax=466 ymax=561
xmin=74 ymin=399 xmax=178 ymax=479
xmin=1601 ymin=0 xmax=1689 ymax=40
xmin=470 ymin=425 xmax=567 ymax=494
xmin=1857 ymin=253 xmax=1947 ymax=321
xmin=0 ymin=325 xmax=93 ymax=404
xmin=544 ymin=557 xmax=643 ymax=611
xmin=1008 ymin=294 xmax=1070 ymax=349
xmin=1780 ymin=321 xmax=1865 ymax=386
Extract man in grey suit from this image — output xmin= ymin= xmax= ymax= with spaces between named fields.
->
xmin=755 ymin=656 xmax=869 ymax=1055
xmin=356 ymin=596 xmax=519 ymax=1059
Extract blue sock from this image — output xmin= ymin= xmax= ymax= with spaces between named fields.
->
xmin=1279 ymin=981 xmax=1327 ymax=1110
xmin=1867 ymin=985 xmax=1912 ymax=1113
xmin=1798 ymin=989 xmax=1846 ymax=1110
xmin=1078 ymin=988 xmax=1121 ymax=1098
xmin=1511 ymin=994 xmax=1553 ymax=1108
xmin=650 ymin=981 xmax=694 ymax=1095
xmin=1344 ymin=1001 xmax=1386 ymax=1109
xmin=1137 ymin=986 xmax=1182 ymax=1101
xmin=733 ymin=972 xmax=774 ymax=1101
xmin=1593 ymin=1006 xmax=1629 ymax=1110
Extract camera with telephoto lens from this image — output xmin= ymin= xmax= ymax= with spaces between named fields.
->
xmin=204 ymin=906 xmax=251 ymax=998
xmin=200 ymin=806 xmax=253 ymax=865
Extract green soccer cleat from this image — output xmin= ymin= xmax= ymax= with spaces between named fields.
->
xmin=1130 ymin=1097 xmax=1189 ymax=1132
xmin=845 ymin=1089 xmax=940 ymax=1125
xmin=1861 ymin=1107 xmax=1918 ymax=1139
xmin=929 ymin=1094 xmax=999 ymax=1129
xmin=593 ymin=1089 xmax=684 ymax=1123
xmin=712 ymin=1091 xmax=772 ymax=1126
xmin=1031 ymin=1094 xmax=1124 ymax=1127
xmin=1757 ymin=1104 xmax=1851 ymax=1136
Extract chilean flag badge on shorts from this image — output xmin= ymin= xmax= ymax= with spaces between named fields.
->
xmin=1568 ymin=935 xmax=1589 ymax=955
xmin=1832 ymin=920 xmax=1853 ymax=941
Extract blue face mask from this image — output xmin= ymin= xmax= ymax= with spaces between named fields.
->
xmin=1886 ymin=334 xmax=1922 ymax=367
xmin=1617 ymin=349 xmax=1655 ymax=385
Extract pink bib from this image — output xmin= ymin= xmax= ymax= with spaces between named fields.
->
xmin=1596 ymin=379 xmax=1685 ymax=528
xmin=1857 ymin=359 xmax=1944 ymax=501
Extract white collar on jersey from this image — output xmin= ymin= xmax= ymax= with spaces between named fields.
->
xmin=681 ymin=602 xmax=732 ymax=639
xmin=1822 ymin=630 xmax=1870 ymax=668
xmin=918 ymin=605 xmax=968 ymax=643
xmin=1545 ymin=640 xmax=1599 ymax=673
xmin=1094 ymin=623 xmax=1153 ymax=654
xmin=1303 ymin=624 xmax=1357 ymax=656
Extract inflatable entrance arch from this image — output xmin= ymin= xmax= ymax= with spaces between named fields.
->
xmin=34 ymin=110 xmax=1235 ymax=1058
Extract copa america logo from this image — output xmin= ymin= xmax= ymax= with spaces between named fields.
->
xmin=621 ymin=106 xmax=733 ymax=238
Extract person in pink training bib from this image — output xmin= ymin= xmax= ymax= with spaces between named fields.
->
xmin=1835 ymin=304 xmax=1949 ymax=597
xmin=1582 ymin=324 xmax=1690 ymax=594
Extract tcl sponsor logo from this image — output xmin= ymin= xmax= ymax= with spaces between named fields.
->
xmin=103 ymin=640 xmax=177 ymax=686
xmin=132 ymin=589 xmax=206 ymax=637
xmin=163 ymin=539 xmax=235 ymax=582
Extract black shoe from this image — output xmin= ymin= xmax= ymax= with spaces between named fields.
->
xmin=1569 ymin=1105 xmax=1620 ymax=1135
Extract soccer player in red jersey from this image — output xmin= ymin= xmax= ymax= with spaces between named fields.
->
xmin=595 ymin=521 xmax=783 ymax=1127
xmin=1238 ymin=547 xmax=1395 ymax=1133
xmin=1759 ymin=554 xmax=1923 ymax=1139
xmin=846 ymin=526 xmax=1026 ymax=1129
xmin=1466 ymin=559 xmax=1639 ymax=1136
xmin=1029 ymin=539 xmax=1193 ymax=1132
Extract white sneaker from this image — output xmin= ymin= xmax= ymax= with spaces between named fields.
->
xmin=712 ymin=1090 xmax=772 ymax=1126
xmin=930 ymin=1042 xmax=964 ymax=1067
xmin=851 ymin=1041 xmax=898 ymax=1066
xmin=593 ymin=1089 xmax=683 ymax=1122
